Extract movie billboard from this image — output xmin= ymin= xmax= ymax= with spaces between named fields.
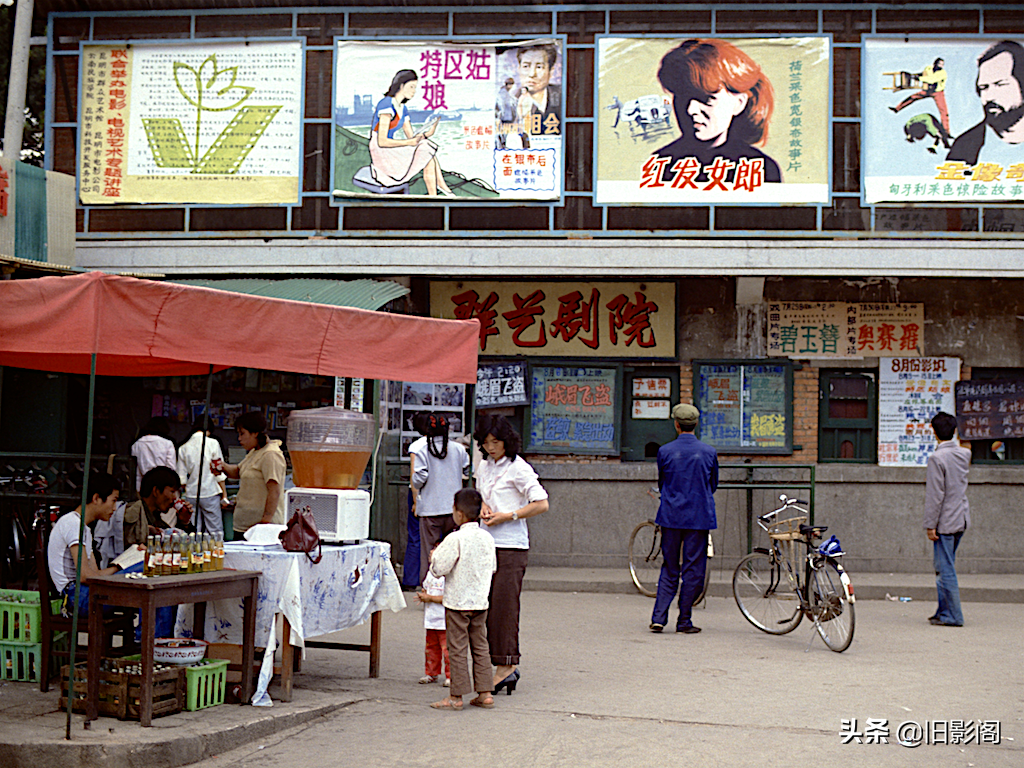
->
xmin=595 ymin=36 xmax=830 ymax=205
xmin=333 ymin=39 xmax=563 ymax=201
xmin=78 ymin=41 xmax=304 ymax=205
xmin=864 ymin=37 xmax=1024 ymax=204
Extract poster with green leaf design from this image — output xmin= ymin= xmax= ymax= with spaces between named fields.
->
xmin=78 ymin=41 xmax=302 ymax=205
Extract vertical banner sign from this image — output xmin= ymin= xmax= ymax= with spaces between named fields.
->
xmin=864 ymin=37 xmax=1024 ymax=203
xmin=78 ymin=42 xmax=303 ymax=204
xmin=476 ymin=362 xmax=529 ymax=408
xmin=528 ymin=366 xmax=617 ymax=454
xmin=955 ymin=380 xmax=1024 ymax=441
xmin=767 ymin=302 xmax=924 ymax=358
xmin=696 ymin=363 xmax=789 ymax=452
xmin=878 ymin=357 xmax=960 ymax=466
xmin=595 ymin=36 xmax=830 ymax=204
xmin=333 ymin=40 xmax=563 ymax=201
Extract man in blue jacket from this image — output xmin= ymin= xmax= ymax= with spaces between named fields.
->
xmin=650 ymin=403 xmax=719 ymax=634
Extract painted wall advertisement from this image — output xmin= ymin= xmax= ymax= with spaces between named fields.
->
xmin=78 ymin=41 xmax=303 ymax=205
xmin=595 ymin=36 xmax=830 ymax=204
xmin=877 ymin=357 xmax=960 ymax=467
xmin=333 ymin=39 xmax=562 ymax=201
xmin=864 ymin=37 xmax=1024 ymax=204
xmin=767 ymin=302 xmax=924 ymax=359
xmin=430 ymin=281 xmax=675 ymax=357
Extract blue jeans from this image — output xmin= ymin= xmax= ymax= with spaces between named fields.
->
xmin=933 ymin=531 xmax=964 ymax=626
xmin=652 ymin=528 xmax=708 ymax=630
xmin=402 ymin=491 xmax=421 ymax=588
xmin=61 ymin=562 xmax=176 ymax=639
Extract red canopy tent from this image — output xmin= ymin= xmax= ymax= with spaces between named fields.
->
xmin=0 ymin=271 xmax=479 ymax=737
xmin=0 ymin=271 xmax=479 ymax=381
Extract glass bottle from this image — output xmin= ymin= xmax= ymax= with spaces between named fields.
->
xmin=179 ymin=535 xmax=189 ymax=575
xmin=144 ymin=535 xmax=156 ymax=576
xmin=203 ymin=533 xmax=212 ymax=570
xmin=160 ymin=534 xmax=172 ymax=576
xmin=170 ymin=534 xmax=182 ymax=574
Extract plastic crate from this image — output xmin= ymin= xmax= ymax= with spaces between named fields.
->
xmin=0 ymin=641 xmax=42 ymax=682
xmin=0 ymin=589 xmax=60 ymax=644
xmin=185 ymin=658 xmax=229 ymax=711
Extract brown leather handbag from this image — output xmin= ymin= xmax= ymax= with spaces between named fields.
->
xmin=279 ymin=505 xmax=323 ymax=564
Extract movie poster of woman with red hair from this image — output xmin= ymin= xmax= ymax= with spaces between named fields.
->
xmin=596 ymin=36 xmax=830 ymax=204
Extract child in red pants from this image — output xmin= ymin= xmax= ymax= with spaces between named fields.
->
xmin=416 ymin=551 xmax=450 ymax=686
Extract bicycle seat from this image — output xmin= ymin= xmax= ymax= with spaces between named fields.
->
xmin=799 ymin=524 xmax=828 ymax=538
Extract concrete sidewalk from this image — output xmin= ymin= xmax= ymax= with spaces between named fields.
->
xmin=0 ymin=570 xmax=1020 ymax=768
xmin=524 ymin=566 xmax=1024 ymax=603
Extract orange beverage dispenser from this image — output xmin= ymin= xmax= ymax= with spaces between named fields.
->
xmin=285 ymin=407 xmax=375 ymax=542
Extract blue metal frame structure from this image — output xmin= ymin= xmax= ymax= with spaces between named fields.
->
xmin=42 ymin=3 xmax=1024 ymax=240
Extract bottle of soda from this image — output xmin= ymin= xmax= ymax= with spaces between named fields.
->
xmin=215 ymin=534 xmax=225 ymax=570
xmin=145 ymin=535 xmax=156 ymax=576
xmin=186 ymin=533 xmax=195 ymax=573
xmin=178 ymin=535 xmax=189 ymax=575
xmin=203 ymin=533 xmax=212 ymax=570
xmin=161 ymin=534 xmax=172 ymax=576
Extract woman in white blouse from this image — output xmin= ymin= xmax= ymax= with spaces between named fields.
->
xmin=473 ymin=414 xmax=549 ymax=693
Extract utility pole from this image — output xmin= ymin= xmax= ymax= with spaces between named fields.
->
xmin=2 ymin=0 xmax=35 ymax=161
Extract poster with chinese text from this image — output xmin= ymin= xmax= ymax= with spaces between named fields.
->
xmin=695 ymin=363 xmax=790 ymax=453
xmin=595 ymin=36 xmax=830 ymax=204
xmin=878 ymin=357 xmax=960 ymax=466
xmin=78 ymin=42 xmax=303 ymax=205
xmin=476 ymin=362 xmax=529 ymax=408
xmin=767 ymin=302 xmax=923 ymax=358
xmin=955 ymin=379 xmax=1024 ymax=441
xmin=527 ymin=366 xmax=618 ymax=454
xmin=864 ymin=37 xmax=1024 ymax=204
xmin=333 ymin=39 xmax=563 ymax=201
xmin=430 ymin=281 xmax=675 ymax=357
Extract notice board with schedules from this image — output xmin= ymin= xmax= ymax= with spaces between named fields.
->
xmin=693 ymin=361 xmax=793 ymax=454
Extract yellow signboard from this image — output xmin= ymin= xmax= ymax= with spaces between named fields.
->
xmin=430 ymin=281 xmax=675 ymax=358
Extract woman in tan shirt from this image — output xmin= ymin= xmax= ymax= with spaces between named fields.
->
xmin=215 ymin=411 xmax=287 ymax=535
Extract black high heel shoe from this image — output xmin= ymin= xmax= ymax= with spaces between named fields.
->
xmin=494 ymin=668 xmax=520 ymax=695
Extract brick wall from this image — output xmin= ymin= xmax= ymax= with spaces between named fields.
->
xmin=679 ymin=363 xmax=819 ymax=465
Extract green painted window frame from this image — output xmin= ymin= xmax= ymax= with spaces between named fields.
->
xmin=818 ymin=369 xmax=877 ymax=463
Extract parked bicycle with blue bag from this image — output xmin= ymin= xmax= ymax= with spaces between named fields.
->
xmin=732 ymin=494 xmax=855 ymax=652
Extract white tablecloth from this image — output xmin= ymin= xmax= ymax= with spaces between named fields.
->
xmin=175 ymin=540 xmax=406 ymax=705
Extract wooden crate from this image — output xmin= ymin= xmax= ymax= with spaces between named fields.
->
xmin=59 ymin=660 xmax=185 ymax=720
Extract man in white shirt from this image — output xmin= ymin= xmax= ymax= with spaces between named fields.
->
xmin=177 ymin=416 xmax=229 ymax=537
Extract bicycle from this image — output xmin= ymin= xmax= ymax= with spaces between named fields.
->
xmin=628 ymin=488 xmax=713 ymax=604
xmin=732 ymin=494 xmax=855 ymax=653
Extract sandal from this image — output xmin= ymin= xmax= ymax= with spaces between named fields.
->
xmin=469 ymin=695 xmax=494 ymax=709
xmin=430 ymin=697 xmax=463 ymax=711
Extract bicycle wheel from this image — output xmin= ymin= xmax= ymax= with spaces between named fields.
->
xmin=732 ymin=552 xmax=803 ymax=635
xmin=628 ymin=522 xmax=662 ymax=597
xmin=810 ymin=560 xmax=855 ymax=652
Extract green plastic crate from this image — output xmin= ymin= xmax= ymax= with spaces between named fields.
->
xmin=185 ymin=658 xmax=229 ymax=711
xmin=0 ymin=589 xmax=60 ymax=644
xmin=0 ymin=641 xmax=42 ymax=683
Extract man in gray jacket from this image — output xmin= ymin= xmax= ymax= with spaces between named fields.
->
xmin=923 ymin=412 xmax=971 ymax=627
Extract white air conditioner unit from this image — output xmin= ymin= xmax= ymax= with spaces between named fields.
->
xmin=284 ymin=488 xmax=370 ymax=543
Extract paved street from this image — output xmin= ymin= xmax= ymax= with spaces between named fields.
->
xmin=188 ymin=590 xmax=1023 ymax=768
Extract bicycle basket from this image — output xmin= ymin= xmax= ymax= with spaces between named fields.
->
xmin=766 ymin=516 xmax=808 ymax=541
xmin=818 ymin=535 xmax=844 ymax=557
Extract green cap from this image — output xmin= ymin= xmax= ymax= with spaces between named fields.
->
xmin=670 ymin=403 xmax=700 ymax=425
